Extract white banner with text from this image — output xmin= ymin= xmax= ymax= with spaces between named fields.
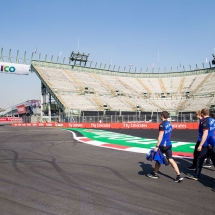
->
xmin=0 ymin=62 xmax=29 ymax=75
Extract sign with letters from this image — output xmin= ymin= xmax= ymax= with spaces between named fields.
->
xmin=17 ymin=104 xmax=26 ymax=114
xmin=0 ymin=62 xmax=29 ymax=75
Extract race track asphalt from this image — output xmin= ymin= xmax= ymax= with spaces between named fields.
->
xmin=0 ymin=126 xmax=215 ymax=215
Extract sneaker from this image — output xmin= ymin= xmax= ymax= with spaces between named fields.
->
xmin=186 ymin=166 xmax=195 ymax=170
xmin=186 ymin=174 xmax=198 ymax=181
xmin=203 ymin=163 xmax=211 ymax=168
xmin=212 ymin=188 xmax=215 ymax=192
xmin=147 ymin=172 xmax=159 ymax=179
xmin=175 ymin=175 xmax=183 ymax=183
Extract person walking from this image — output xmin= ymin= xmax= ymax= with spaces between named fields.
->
xmin=147 ymin=111 xmax=183 ymax=182
xmin=187 ymin=108 xmax=215 ymax=181
xmin=186 ymin=110 xmax=203 ymax=170
xmin=202 ymin=113 xmax=215 ymax=168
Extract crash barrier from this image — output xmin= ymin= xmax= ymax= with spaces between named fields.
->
xmin=11 ymin=122 xmax=199 ymax=129
xmin=0 ymin=117 xmax=22 ymax=124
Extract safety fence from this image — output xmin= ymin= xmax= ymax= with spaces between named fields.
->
xmin=37 ymin=113 xmax=199 ymax=123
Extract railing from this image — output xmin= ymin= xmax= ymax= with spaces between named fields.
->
xmin=64 ymin=114 xmax=198 ymax=123
xmin=31 ymin=60 xmax=215 ymax=79
xmin=31 ymin=113 xmax=202 ymax=123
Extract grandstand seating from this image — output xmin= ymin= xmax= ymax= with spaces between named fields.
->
xmin=183 ymin=97 xmax=212 ymax=111
xmin=99 ymin=96 xmax=130 ymax=111
xmin=162 ymin=77 xmax=181 ymax=93
xmin=60 ymin=94 xmax=95 ymax=110
xmin=37 ymin=67 xmax=78 ymax=92
xmin=139 ymin=77 xmax=162 ymax=93
xmin=197 ymin=72 xmax=215 ymax=94
xmin=32 ymin=62 xmax=215 ymax=113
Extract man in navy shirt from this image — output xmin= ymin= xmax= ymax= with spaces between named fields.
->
xmin=147 ymin=111 xmax=183 ymax=182
xmin=187 ymin=108 xmax=215 ymax=181
xmin=186 ymin=110 xmax=203 ymax=170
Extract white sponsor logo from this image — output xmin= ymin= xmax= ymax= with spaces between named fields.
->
xmin=68 ymin=123 xmax=84 ymax=127
xmin=123 ymin=123 xmax=148 ymax=128
xmin=46 ymin=123 xmax=53 ymax=126
xmin=210 ymin=126 xmax=215 ymax=131
xmin=165 ymin=128 xmax=172 ymax=134
xmin=172 ymin=124 xmax=186 ymax=128
xmin=210 ymin=119 xmax=215 ymax=125
xmin=17 ymin=107 xmax=25 ymax=112
xmin=90 ymin=123 xmax=111 ymax=128
xmin=73 ymin=123 xmax=83 ymax=127
xmin=55 ymin=123 xmax=63 ymax=127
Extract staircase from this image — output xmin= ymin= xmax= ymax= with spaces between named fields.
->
xmin=177 ymin=99 xmax=188 ymax=111
xmin=125 ymin=99 xmax=136 ymax=111
xmin=136 ymin=78 xmax=152 ymax=94
xmin=177 ymin=77 xmax=185 ymax=93
xmin=93 ymin=97 xmax=107 ymax=111
xmin=191 ymin=73 xmax=213 ymax=95
xmin=91 ymin=73 xmax=115 ymax=94
xmin=150 ymin=100 xmax=164 ymax=111
xmin=115 ymin=77 xmax=140 ymax=95
xmin=159 ymin=78 xmax=166 ymax=93
xmin=64 ymin=70 xmax=85 ymax=90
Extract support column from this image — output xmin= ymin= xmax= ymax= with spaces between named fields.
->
xmin=41 ymin=82 xmax=46 ymax=122
xmin=48 ymin=93 xmax=51 ymax=122
xmin=59 ymin=108 xmax=61 ymax=122
xmin=40 ymin=93 xmax=44 ymax=120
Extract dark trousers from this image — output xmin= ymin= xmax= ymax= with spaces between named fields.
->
xmin=194 ymin=146 xmax=215 ymax=178
xmin=191 ymin=141 xmax=200 ymax=168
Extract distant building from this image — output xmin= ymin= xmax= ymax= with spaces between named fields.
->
xmin=0 ymin=100 xmax=41 ymax=122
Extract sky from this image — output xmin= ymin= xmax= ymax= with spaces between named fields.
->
xmin=0 ymin=0 xmax=215 ymax=109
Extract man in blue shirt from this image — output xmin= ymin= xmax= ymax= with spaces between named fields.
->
xmin=187 ymin=108 xmax=215 ymax=181
xmin=147 ymin=111 xmax=183 ymax=182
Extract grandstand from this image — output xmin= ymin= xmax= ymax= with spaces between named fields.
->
xmin=1 ymin=47 xmax=215 ymax=122
xmin=31 ymin=60 xmax=215 ymax=116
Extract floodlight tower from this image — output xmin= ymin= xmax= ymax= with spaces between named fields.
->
xmin=69 ymin=51 xmax=90 ymax=67
xmin=212 ymin=54 xmax=215 ymax=65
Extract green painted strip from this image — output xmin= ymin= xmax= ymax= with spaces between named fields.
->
xmin=67 ymin=128 xmax=195 ymax=153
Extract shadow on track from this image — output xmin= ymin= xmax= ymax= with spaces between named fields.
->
xmin=138 ymin=158 xmax=215 ymax=189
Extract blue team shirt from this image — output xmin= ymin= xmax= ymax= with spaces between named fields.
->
xmin=197 ymin=118 xmax=204 ymax=141
xmin=201 ymin=117 xmax=215 ymax=146
xmin=159 ymin=120 xmax=172 ymax=146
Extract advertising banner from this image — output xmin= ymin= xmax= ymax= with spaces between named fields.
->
xmin=12 ymin=122 xmax=199 ymax=129
xmin=0 ymin=62 xmax=29 ymax=75
xmin=0 ymin=117 xmax=22 ymax=123
xmin=17 ymin=104 xmax=26 ymax=114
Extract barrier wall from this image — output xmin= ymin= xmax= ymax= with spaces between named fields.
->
xmin=11 ymin=122 xmax=199 ymax=129
xmin=0 ymin=117 xmax=22 ymax=124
